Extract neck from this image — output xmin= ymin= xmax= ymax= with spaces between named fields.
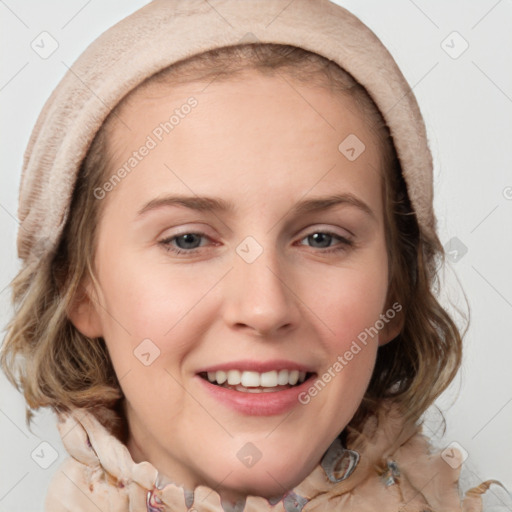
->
xmin=126 ymin=431 xmax=286 ymax=507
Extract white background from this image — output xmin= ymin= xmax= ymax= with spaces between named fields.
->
xmin=1 ymin=1 xmax=511 ymax=510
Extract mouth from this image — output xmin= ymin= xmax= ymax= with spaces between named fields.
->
xmin=198 ymin=369 xmax=316 ymax=393
xmin=195 ymin=360 xmax=318 ymax=415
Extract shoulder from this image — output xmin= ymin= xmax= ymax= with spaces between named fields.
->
xmin=44 ymin=407 xmax=156 ymax=512
xmin=44 ymin=456 xmax=127 ymax=512
xmin=334 ymin=401 xmax=508 ymax=511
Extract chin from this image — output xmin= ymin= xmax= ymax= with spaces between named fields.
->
xmin=203 ymin=456 xmax=314 ymax=501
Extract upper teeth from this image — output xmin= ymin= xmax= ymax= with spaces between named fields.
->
xmin=206 ymin=369 xmax=307 ymax=387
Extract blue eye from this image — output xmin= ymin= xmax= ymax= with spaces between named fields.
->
xmin=158 ymin=230 xmax=353 ymax=256
xmin=159 ymin=232 xmax=209 ymax=254
xmin=298 ymin=232 xmax=353 ymax=253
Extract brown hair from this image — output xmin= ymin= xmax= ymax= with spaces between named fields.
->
xmin=1 ymin=44 xmax=462 ymax=438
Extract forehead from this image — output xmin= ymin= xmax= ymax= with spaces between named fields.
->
xmin=103 ymin=69 xmax=385 ymax=219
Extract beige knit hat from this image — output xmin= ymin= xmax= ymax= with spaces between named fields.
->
xmin=17 ymin=0 xmax=435 ymax=265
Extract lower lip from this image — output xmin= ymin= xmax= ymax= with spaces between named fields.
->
xmin=195 ymin=374 xmax=316 ymax=416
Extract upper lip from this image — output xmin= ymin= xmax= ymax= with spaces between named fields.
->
xmin=196 ymin=359 xmax=315 ymax=374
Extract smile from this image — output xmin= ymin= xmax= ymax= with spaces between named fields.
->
xmin=200 ymin=369 xmax=311 ymax=393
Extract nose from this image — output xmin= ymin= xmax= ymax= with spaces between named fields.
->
xmin=221 ymin=241 xmax=301 ymax=338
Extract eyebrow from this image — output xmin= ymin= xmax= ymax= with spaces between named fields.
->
xmin=136 ymin=193 xmax=376 ymax=221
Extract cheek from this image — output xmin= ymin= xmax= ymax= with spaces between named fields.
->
xmin=94 ymin=249 xmax=205 ymax=361
xmin=337 ymin=270 xmax=387 ymax=338
xmin=95 ymin=245 xmax=231 ymax=376
xmin=305 ymin=263 xmax=388 ymax=422
xmin=308 ymin=255 xmax=389 ymax=350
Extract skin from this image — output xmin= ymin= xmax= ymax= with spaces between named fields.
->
xmin=70 ymin=69 xmax=401 ymax=506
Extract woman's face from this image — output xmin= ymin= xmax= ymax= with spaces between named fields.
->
xmin=71 ymin=69 xmax=399 ymax=504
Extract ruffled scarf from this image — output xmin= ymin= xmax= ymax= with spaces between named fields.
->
xmin=45 ymin=401 xmax=502 ymax=511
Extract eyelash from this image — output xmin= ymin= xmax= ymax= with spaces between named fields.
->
xmin=158 ymin=230 xmax=354 ymax=256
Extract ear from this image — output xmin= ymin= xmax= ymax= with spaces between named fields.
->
xmin=378 ymin=303 xmax=405 ymax=347
xmin=67 ymin=279 xmax=103 ymax=338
